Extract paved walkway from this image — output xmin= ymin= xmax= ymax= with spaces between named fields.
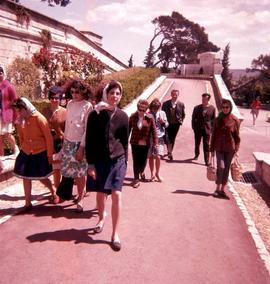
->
xmin=0 ymin=78 xmax=270 ymax=283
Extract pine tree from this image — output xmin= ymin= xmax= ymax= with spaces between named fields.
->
xmin=128 ymin=55 xmax=133 ymax=68
xmin=221 ymin=43 xmax=232 ymax=90
xmin=144 ymin=44 xmax=155 ymax=67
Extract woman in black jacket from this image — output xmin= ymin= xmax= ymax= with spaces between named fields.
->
xmin=85 ymin=80 xmax=129 ymax=251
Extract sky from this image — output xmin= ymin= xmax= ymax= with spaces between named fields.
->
xmin=20 ymin=0 xmax=270 ymax=69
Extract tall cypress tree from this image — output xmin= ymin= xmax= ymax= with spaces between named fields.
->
xmin=128 ymin=55 xmax=134 ymax=68
xmin=221 ymin=43 xmax=232 ymax=90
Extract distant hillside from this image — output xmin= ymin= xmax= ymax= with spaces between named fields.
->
xmin=230 ymin=69 xmax=260 ymax=81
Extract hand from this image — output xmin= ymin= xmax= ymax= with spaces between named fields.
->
xmin=234 ymin=151 xmax=239 ymax=157
xmin=75 ymin=146 xmax=84 ymax=161
xmin=211 ymin=152 xmax=215 ymax=157
xmin=87 ymin=168 xmax=96 ymax=180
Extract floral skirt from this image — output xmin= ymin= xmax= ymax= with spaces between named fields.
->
xmin=61 ymin=140 xmax=88 ymax=178
xmin=149 ymin=136 xmax=165 ymax=157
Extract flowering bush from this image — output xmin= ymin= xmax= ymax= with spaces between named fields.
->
xmin=32 ymin=46 xmax=105 ymax=97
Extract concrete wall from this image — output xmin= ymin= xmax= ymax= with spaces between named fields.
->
xmin=0 ymin=1 xmax=127 ymax=72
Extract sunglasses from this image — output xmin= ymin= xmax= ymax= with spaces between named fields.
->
xmin=50 ymin=97 xmax=60 ymax=101
xmin=138 ymin=108 xmax=146 ymax=112
xmin=222 ymin=106 xmax=230 ymax=109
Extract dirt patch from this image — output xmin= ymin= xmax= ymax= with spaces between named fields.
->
xmin=232 ymin=163 xmax=270 ymax=253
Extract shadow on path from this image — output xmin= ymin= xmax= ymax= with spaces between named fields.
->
xmin=26 ymin=228 xmax=110 ymax=246
xmin=0 ymin=192 xmax=48 ymax=202
xmin=172 ymin=189 xmax=213 ymax=197
xmin=15 ymin=202 xmax=99 ymax=219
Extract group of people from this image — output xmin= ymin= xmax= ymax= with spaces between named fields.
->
xmin=0 ymin=64 xmax=241 ymax=250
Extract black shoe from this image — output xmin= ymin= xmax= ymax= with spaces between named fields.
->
xmin=168 ymin=153 xmax=173 ymax=161
xmin=140 ymin=172 xmax=146 ymax=181
xmin=193 ymin=155 xmax=199 ymax=160
xmin=111 ymin=239 xmax=121 ymax=251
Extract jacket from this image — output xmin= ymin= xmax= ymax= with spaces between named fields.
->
xmin=192 ymin=104 xmax=216 ymax=134
xmin=210 ymin=114 xmax=240 ymax=153
xmin=162 ymin=99 xmax=185 ymax=125
xmin=0 ymin=79 xmax=17 ymax=123
xmin=129 ymin=112 xmax=158 ymax=146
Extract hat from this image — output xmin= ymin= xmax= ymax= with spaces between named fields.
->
xmin=49 ymin=86 xmax=64 ymax=95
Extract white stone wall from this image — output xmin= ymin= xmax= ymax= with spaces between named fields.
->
xmin=0 ymin=1 xmax=127 ymax=72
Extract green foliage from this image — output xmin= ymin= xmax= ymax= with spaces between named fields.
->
xmin=221 ymin=43 xmax=232 ymax=90
xmin=100 ymin=67 xmax=161 ymax=108
xmin=145 ymin=11 xmax=220 ymax=68
xmin=128 ymin=55 xmax=134 ymax=68
xmin=252 ymin=54 xmax=270 ymax=72
xmin=234 ymin=54 xmax=270 ymax=105
xmin=6 ymin=57 xmax=41 ymax=100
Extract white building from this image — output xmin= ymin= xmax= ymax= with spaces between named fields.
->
xmin=0 ymin=0 xmax=127 ymax=73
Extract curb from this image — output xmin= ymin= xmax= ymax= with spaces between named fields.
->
xmin=228 ymin=180 xmax=270 ymax=274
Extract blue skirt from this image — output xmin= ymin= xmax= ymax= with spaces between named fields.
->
xmin=86 ymin=156 xmax=126 ymax=195
xmin=14 ymin=150 xmax=53 ymax=180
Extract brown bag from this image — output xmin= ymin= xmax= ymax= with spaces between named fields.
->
xmin=231 ymin=156 xmax=242 ymax=181
xmin=207 ymin=156 xmax=216 ymax=181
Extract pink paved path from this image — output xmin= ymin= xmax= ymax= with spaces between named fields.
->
xmin=0 ymin=79 xmax=269 ymax=283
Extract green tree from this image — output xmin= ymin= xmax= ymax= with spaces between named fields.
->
xmin=128 ymin=55 xmax=134 ymax=68
xmin=144 ymin=11 xmax=219 ymax=68
xmin=144 ymin=44 xmax=155 ymax=67
xmin=12 ymin=0 xmax=71 ymax=6
xmin=221 ymin=43 xmax=232 ymax=90
xmin=251 ymin=54 xmax=270 ymax=74
xmin=6 ymin=57 xmax=40 ymax=99
xmin=233 ymin=54 xmax=270 ymax=105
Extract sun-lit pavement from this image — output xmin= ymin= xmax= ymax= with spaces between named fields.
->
xmin=0 ymin=78 xmax=270 ymax=284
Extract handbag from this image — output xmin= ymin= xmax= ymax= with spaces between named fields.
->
xmin=207 ymin=156 xmax=217 ymax=181
xmin=231 ymin=155 xmax=242 ymax=182
xmin=56 ymin=176 xmax=74 ymax=200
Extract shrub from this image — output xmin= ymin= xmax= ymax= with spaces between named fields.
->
xmin=6 ymin=57 xmax=41 ymax=100
xmin=98 ymin=67 xmax=160 ymax=108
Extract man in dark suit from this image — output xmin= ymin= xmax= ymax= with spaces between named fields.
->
xmin=162 ymin=89 xmax=185 ymax=160
xmin=191 ymin=93 xmax=216 ymax=166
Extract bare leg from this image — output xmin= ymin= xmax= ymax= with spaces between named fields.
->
xmin=75 ymin=176 xmax=86 ymax=202
xmin=40 ymin=178 xmax=56 ymax=196
xmin=53 ymin=169 xmax=61 ymax=188
xmin=23 ymin=179 xmax=32 ymax=207
xmin=155 ymin=156 xmax=161 ymax=175
xmin=149 ymin=156 xmax=155 ymax=179
xmin=96 ymin=192 xmax=106 ymax=226
xmin=155 ymin=156 xmax=162 ymax=181
xmin=111 ymin=191 xmax=121 ymax=242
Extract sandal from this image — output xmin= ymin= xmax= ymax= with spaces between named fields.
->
xmin=50 ymin=194 xmax=59 ymax=204
xmin=94 ymin=224 xmax=104 ymax=234
xmin=150 ymin=176 xmax=155 ymax=182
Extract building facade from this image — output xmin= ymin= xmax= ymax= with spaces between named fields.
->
xmin=0 ymin=0 xmax=127 ymax=73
